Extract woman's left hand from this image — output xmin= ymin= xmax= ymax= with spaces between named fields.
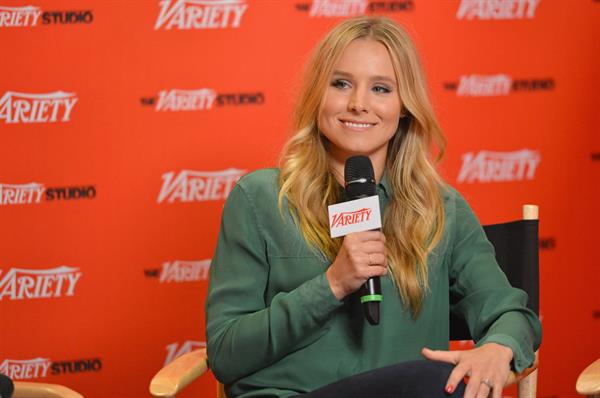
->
xmin=421 ymin=343 xmax=514 ymax=398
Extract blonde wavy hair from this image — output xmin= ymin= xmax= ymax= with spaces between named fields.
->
xmin=278 ymin=16 xmax=446 ymax=316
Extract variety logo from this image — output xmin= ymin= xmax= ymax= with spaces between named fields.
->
xmin=0 ymin=266 xmax=82 ymax=301
xmin=0 ymin=183 xmax=96 ymax=206
xmin=164 ymin=341 xmax=206 ymax=366
xmin=0 ymin=183 xmax=44 ymax=205
xmin=0 ymin=5 xmax=41 ymax=27
xmin=295 ymin=0 xmax=414 ymax=16
xmin=0 ymin=5 xmax=93 ymax=27
xmin=443 ymin=75 xmax=555 ymax=96
xmin=140 ymin=89 xmax=264 ymax=111
xmin=456 ymin=0 xmax=541 ymax=20
xmin=144 ymin=260 xmax=211 ymax=283
xmin=457 ymin=149 xmax=541 ymax=183
xmin=0 ymin=358 xmax=50 ymax=379
xmin=309 ymin=0 xmax=368 ymax=16
xmin=156 ymin=88 xmax=216 ymax=111
xmin=155 ymin=0 xmax=248 ymax=30
xmin=157 ymin=168 xmax=245 ymax=203
xmin=328 ymin=195 xmax=381 ymax=238
xmin=0 ymin=357 xmax=102 ymax=380
xmin=331 ymin=208 xmax=372 ymax=228
xmin=0 ymin=91 xmax=78 ymax=124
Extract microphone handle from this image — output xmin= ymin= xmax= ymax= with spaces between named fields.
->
xmin=359 ymin=276 xmax=381 ymax=325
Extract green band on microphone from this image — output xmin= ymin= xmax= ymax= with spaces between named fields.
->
xmin=360 ymin=294 xmax=383 ymax=303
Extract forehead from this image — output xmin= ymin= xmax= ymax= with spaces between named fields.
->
xmin=333 ymin=38 xmax=396 ymax=81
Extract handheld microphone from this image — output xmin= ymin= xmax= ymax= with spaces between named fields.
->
xmin=344 ymin=155 xmax=382 ymax=325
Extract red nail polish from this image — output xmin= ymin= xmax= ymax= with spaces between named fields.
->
xmin=446 ymin=385 xmax=454 ymax=394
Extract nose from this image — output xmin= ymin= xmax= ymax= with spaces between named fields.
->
xmin=348 ymin=87 xmax=368 ymax=113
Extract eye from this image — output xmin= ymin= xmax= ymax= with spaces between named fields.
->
xmin=373 ymin=85 xmax=391 ymax=94
xmin=331 ymin=79 xmax=351 ymax=89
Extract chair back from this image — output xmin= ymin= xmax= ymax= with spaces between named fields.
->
xmin=449 ymin=205 xmax=539 ymax=341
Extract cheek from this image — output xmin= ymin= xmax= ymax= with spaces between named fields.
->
xmin=321 ymin=90 xmax=346 ymax=118
xmin=375 ymin=99 xmax=401 ymax=123
xmin=319 ymin=99 xmax=341 ymax=134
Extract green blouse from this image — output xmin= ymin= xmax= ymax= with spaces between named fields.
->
xmin=206 ymin=168 xmax=541 ymax=398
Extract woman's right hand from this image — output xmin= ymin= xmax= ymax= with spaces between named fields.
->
xmin=326 ymin=230 xmax=388 ymax=300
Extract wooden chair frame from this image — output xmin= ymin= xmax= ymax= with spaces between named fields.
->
xmin=577 ymin=358 xmax=600 ymax=397
xmin=12 ymin=382 xmax=84 ymax=398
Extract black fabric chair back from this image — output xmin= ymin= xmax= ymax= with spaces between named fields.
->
xmin=449 ymin=219 xmax=539 ymax=341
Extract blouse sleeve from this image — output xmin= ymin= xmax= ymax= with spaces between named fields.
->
xmin=448 ymin=190 xmax=542 ymax=372
xmin=205 ymin=183 xmax=343 ymax=384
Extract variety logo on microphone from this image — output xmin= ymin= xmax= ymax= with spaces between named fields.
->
xmin=164 ymin=341 xmax=206 ymax=366
xmin=331 ymin=208 xmax=372 ymax=228
xmin=294 ymin=0 xmax=414 ymax=16
xmin=155 ymin=0 xmax=249 ymax=30
xmin=157 ymin=168 xmax=245 ymax=203
xmin=328 ymin=196 xmax=381 ymax=238
xmin=140 ymin=88 xmax=265 ymax=111
xmin=143 ymin=260 xmax=211 ymax=283
xmin=0 ymin=266 xmax=82 ymax=301
xmin=0 ymin=5 xmax=93 ymax=27
xmin=443 ymin=75 xmax=555 ymax=96
xmin=0 ymin=91 xmax=78 ymax=124
xmin=457 ymin=149 xmax=541 ymax=183
xmin=0 ymin=357 xmax=102 ymax=380
xmin=0 ymin=183 xmax=96 ymax=206
xmin=456 ymin=0 xmax=541 ymax=20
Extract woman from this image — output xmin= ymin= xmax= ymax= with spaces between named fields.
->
xmin=206 ymin=16 xmax=541 ymax=398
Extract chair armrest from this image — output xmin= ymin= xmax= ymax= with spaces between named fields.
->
xmin=149 ymin=348 xmax=210 ymax=397
xmin=13 ymin=382 xmax=84 ymax=398
xmin=576 ymin=358 xmax=600 ymax=396
xmin=505 ymin=351 xmax=539 ymax=386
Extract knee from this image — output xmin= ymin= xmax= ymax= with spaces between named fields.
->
xmin=399 ymin=360 xmax=466 ymax=397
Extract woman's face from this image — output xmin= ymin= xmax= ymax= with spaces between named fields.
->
xmin=318 ymin=38 xmax=402 ymax=167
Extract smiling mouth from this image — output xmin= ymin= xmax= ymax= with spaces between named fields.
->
xmin=340 ymin=119 xmax=377 ymax=129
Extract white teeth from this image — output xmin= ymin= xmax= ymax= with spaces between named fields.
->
xmin=344 ymin=121 xmax=373 ymax=128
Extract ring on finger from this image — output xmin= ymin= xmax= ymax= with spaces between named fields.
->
xmin=481 ymin=378 xmax=493 ymax=389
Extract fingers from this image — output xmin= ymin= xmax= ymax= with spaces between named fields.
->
xmin=466 ymin=375 xmax=501 ymax=398
xmin=367 ymin=252 xmax=386 ymax=266
xmin=463 ymin=373 xmax=481 ymax=398
xmin=361 ymin=240 xmax=386 ymax=255
xmin=492 ymin=380 xmax=502 ymax=398
xmin=349 ymin=230 xmax=386 ymax=243
xmin=473 ymin=380 xmax=491 ymax=398
xmin=421 ymin=348 xmax=460 ymax=364
xmin=343 ymin=234 xmax=387 ymax=269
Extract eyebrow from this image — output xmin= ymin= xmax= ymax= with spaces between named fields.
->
xmin=331 ymin=70 xmax=396 ymax=85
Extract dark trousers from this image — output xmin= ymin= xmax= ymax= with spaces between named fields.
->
xmin=297 ymin=360 xmax=466 ymax=398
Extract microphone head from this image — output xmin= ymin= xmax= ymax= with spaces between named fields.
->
xmin=344 ymin=156 xmax=376 ymax=199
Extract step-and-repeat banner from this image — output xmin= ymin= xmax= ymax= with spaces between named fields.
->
xmin=1 ymin=1 xmax=599 ymax=397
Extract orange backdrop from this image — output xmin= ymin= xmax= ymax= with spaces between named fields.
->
xmin=1 ymin=1 xmax=599 ymax=397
